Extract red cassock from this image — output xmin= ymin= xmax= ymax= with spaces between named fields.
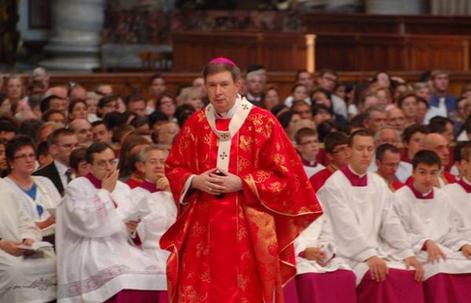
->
xmin=161 ymin=108 xmax=322 ymax=303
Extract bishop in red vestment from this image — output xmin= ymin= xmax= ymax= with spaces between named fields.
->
xmin=161 ymin=58 xmax=322 ymax=303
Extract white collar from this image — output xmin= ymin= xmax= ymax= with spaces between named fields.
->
xmin=54 ymin=160 xmax=69 ymax=175
xmin=348 ymin=164 xmax=367 ymax=178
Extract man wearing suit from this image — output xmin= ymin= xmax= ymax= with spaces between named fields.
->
xmin=34 ymin=128 xmax=78 ymax=196
xmin=429 ymin=70 xmax=457 ymax=118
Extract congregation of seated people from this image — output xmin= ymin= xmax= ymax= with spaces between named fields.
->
xmin=0 ymin=66 xmax=471 ymax=303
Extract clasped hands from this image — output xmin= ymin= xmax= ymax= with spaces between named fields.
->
xmin=192 ymin=168 xmax=242 ymax=195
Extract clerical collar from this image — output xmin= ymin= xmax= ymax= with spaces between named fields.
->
xmin=139 ymin=179 xmax=160 ymax=193
xmin=458 ymin=177 xmax=471 ymax=193
xmin=407 ymin=183 xmax=434 ymax=199
xmin=302 ymin=159 xmax=318 ymax=167
xmin=215 ymin=96 xmax=240 ymax=119
xmin=85 ymin=173 xmax=102 ymax=189
xmin=341 ymin=165 xmax=367 ymax=187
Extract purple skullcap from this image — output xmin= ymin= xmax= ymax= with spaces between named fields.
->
xmin=209 ymin=57 xmax=237 ymax=67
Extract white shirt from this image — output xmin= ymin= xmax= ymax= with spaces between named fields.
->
xmin=54 ymin=160 xmax=72 ymax=190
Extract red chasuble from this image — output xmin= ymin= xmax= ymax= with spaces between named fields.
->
xmin=161 ymin=107 xmax=322 ymax=303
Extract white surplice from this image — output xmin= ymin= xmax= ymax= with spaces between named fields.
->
xmin=443 ymin=180 xmax=471 ymax=231
xmin=394 ymin=185 xmax=471 ymax=279
xmin=132 ymin=189 xmax=177 ymax=266
xmin=3 ymin=176 xmax=61 ymax=237
xmin=0 ymin=181 xmax=56 ymax=303
xmin=303 ymin=163 xmax=326 ymax=179
xmin=295 ymin=214 xmax=351 ymax=274
xmin=56 ymin=176 xmax=167 ymax=303
xmin=318 ymin=170 xmax=415 ymax=284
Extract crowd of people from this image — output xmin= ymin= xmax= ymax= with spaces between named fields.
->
xmin=0 ymin=63 xmax=471 ymax=303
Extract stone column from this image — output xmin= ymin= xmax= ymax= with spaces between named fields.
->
xmin=40 ymin=0 xmax=104 ymax=71
xmin=366 ymin=0 xmax=426 ymax=14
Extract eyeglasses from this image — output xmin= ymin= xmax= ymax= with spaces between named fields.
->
xmin=95 ymin=159 xmax=118 ymax=168
xmin=14 ymin=153 xmax=36 ymax=160
xmin=332 ymin=146 xmax=349 ymax=154
xmin=58 ymin=143 xmax=79 ymax=149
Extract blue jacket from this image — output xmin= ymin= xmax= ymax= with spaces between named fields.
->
xmin=429 ymin=94 xmax=457 ymax=114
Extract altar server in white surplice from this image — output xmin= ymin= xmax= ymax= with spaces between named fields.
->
xmin=0 ymin=179 xmax=56 ymax=303
xmin=394 ymin=150 xmax=471 ymax=303
xmin=443 ymin=142 xmax=471 ymax=231
xmin=317 ymin=130 xmax=424 ymax=303
xmin=56 ymin=143 xmax=167 ymax=303
xmin=294 ymin=214 xmax=357 ymax=303
xmin=132 ymin=145 xmax=177 ymax=264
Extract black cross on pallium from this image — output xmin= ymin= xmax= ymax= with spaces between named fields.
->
xmin=219 ymin=152 xmax=228 ymax=160
xmin=242 ymin=104 xmax=249 ymax=110
xmin=220 ymin=133 xmax=230 ymax=140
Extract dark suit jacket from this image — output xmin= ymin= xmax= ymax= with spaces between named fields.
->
xmin=33 ymin=162 xmax=64 ymax=196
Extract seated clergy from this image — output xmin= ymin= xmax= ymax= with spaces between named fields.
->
xmin=132 ymin=145 xmax=177 ymax=264
xmin=310 ymin=131 xmax=350 ymax=192
xmin=295 ymin=127 xmax=325 ymax=178
xmin=394 ymin=150 xmax=471 ymax=303
xmin=294 ymin=214 xmax=356 ymax=303
xmin=0 ymin=180 xmax=56 ymax=303
xmin=3 ymin=136 xmax=61 ymax=237
xmin=317 ymin=130 xmax=424 ymax=303
xmin=56 ymin=143 xmax=167 ymax=302
xmin=443 ymin=142 xmax=471 ymax=231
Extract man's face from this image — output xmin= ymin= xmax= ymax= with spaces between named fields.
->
xmin=293 ymin=85 xmax=309 ymax=102
xmin=10 ymin=146 xmax=36 ymax=175
xmin=53 ymin=134 xmax=79 ymax=165
xmin=150 ymin=78 xmax=166 ymax=97
xmin=296 ymin=135 xmax=319 ymax=161
xmin=6 ymin=78 xmax=22 ymax=100
xmin=413 ymin=163 xmax=440 ymax=193
xmin=416 ymin=87 xmax=432 ymax=102
xmin=349 ymin=135 xmax=375 ymax=174
xmin=426 ymin=134 xmax=449 ymax=166
xmin=143 ymin=149 xmax=168 ymax=182
xmin=376 ymin=129 xmax=399 ymax=147
xmin=313 ymin=110 xmax=332 ymax=125
xmin=461 ymin=155 xmax=471 ymax=180
xmin=292 ymin=103 xmax=312 ymax=120
xmin=405 ymin=132 xmax=425 ymax=158
xmin=386 ymin=108 xmax=406 ymax=131
xmin=73 ymin=120 xmax=93 ymax=146
xmin=50 ymin=98 xmax=65 ymax=112
xmin=90 ymin=148 xmax=117 ymax=180
xmin=193 ymin=77 xmax=206 ymax=96
xmin=99 ymin=100 xmax=118 ymax=117
xmin=298 ymin=72 xmax=313 ymax=91
xmin=158 ymin=122 xmax=180 ymax=145
xmin=376 ymin=150 xmax=400 ymax=179
xmin=159 ymin=96 xmax=176 ymax=118
xmin=92 ymin=124 xmax=112 ymax=144
xmin=97 ymin=85 xmax=113 ymax=96
xmin=401 ymin=96 xmax=418 ymax=119
xmin=246 ymin=75 xmax=264 ymax=96
xmin=328 ymin=143 xmax=350 ymax=168
xmin=443 ymin=122 xmax=454 ymax=144
xmin=365 ymin=111 xmax=387 ymax=133
xmin=128 ymin=100 xmax=146 ymax=117
xmin=433 ymin=74 xmax=449 ymax=92
xmin=317 ymin=73 xmax=337 ymax=92
xmin=206 ymin=71 xmax=240 ymax=114
xmin=47 ymin=112 xmax=66 ymax=126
